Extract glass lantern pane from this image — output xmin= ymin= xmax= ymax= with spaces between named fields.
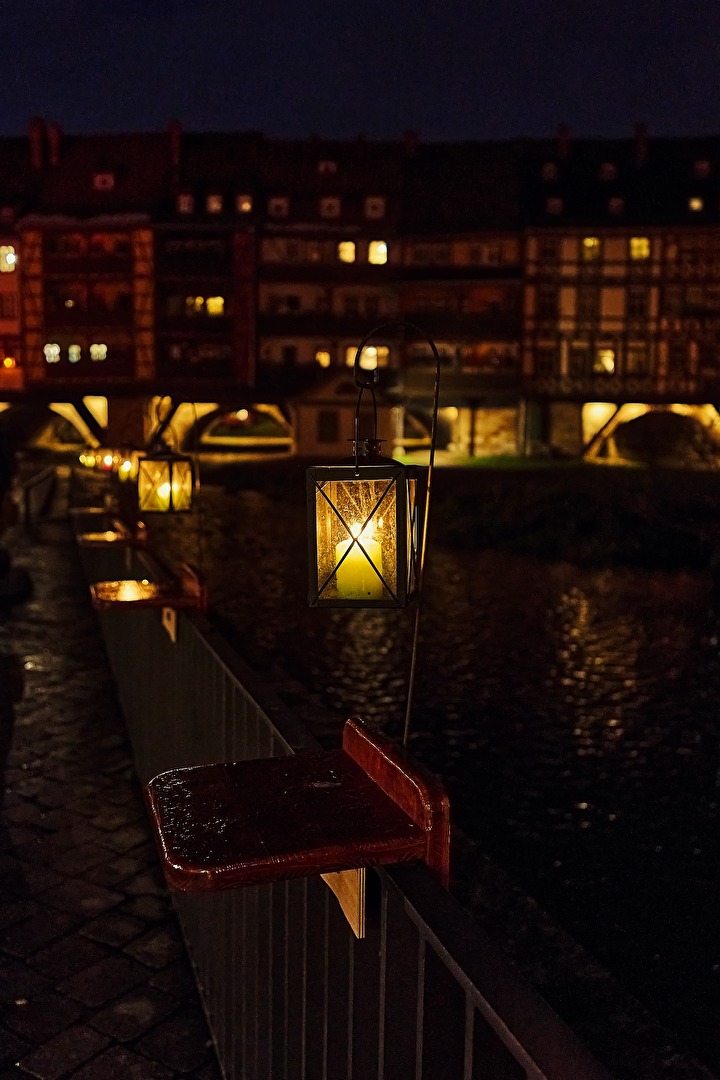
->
xmin=172 ymin=461 xmax=193 ymax=510
xmin=138 ymin=457 xmax=193 ymax=512
xmin=315 ymin=477 xmax=398 ymax=602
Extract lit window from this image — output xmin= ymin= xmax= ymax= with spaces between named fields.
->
xmin=43 ymin=343 xmax=60 ymax=364
xmin=68 ymin=344 xmax=81 ymax=363
xmin=206 ymin=296 xmax=225 ymax=316
xmin=694 ymin=159 xmax=711 ymax=179
xmin=315 ymin=349 xmax=331 ymax=367
xmin=320 ymin=197 xmax=340 ymax=219
xmin=236 ymin=194 xmax=253 ymax=213
xmin=689 ymin=197 xmax=704 ymax=212
xmin=268 ymin=196 xmax=289 ymax=218
xmin=186 ymin=295 xmax=205 ymax=314
xmin=337 ymin=241 xmax=356 ymax=263
xmin=206 ymin=194 xmax=223 ymax=213
xmin=541 ymin=163 xmax=558 ymax=181
xmin=368 ymin=241 xmax=388 ymax=265
xmin=0 ymin=246 xmax=16 ymax=272
xmin=630 ymin=236 xmax=650 ymax=260
xmin=608 ymin=197 xmax=624 ymax=215
xmin=594 ymin=347 xmax=615 ymax=374
xmin=345 ymin=344 xmax=389 ymax=370
xmin=599 ymin=162 xmax=617 ymax=181
xmin=364 ymin=196 xmax=386 ymax=220
xmin=90 ymin=343 xmax=107 ymax=361
xmin=2 ymin=356 xmax=15 ymax=369
xmin=177 ymin=193 xmax=194 ymax=214
xmin=546 ymin=197 xmax=563 ymax=214
xmin=582 ymin=237 xmax=601 ymax=261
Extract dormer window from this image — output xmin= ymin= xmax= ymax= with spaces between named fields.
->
xmin=268 ymin=196 xmax=289 ymax=218
xmin=177 ymin=193 xmax=194 ymax=214
xmin=364 ymin=196 xmax=386 ymax=220
xmin=93 ymin=172 xmax=115 ymax=191
xmin=318 ymin=160 xmax=337 ymax=175
xmin=319 ymin=197 xmax=341 ymax=219
xmin=236 ymin=194 xmax=253 ymax=213
xmin=206 ymin=194 xmax=223 ymax=213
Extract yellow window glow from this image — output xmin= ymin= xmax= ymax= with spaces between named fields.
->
xmin=0 ymin=246 xmax=17 ymax=272
xmin=206 ymin=296 xmax=225 ymax=316
xmin=689 ymin=197 xmax=704 ymax=212
xmin=68 ymin=344 xmax=81 ymax=363
xmin=630 ymin=236 xmax=650 ymax=260
xmin=582 ymin=237 xmax=601 ymax=261
xmin=345 ymin=345 xmax=389 ymax=370
xmin=236 ymin=194 xmax=253 ymax=213
xmin=3 ymin=356 xmax=15 ymax=369
xmin=368 ymin=241 xmax=388 ymax=265
xmin=337 ymin=241 xmax=356 ymax=263
xmin=315 ymin=350 xmax=331 ymax=367
xmin=90 ymin=343 xmax=107 ymax=361
xmin=595 ymin=348 xmax=615 ymax=374
xmin=186 ymin=296 xmax=205 ymax=313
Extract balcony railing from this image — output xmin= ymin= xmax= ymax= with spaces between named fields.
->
xmin=74 ymin=520 xmax=614 ymax=1080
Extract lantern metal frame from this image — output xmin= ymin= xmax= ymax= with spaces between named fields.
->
xmin=307 ymin=454 xmax=422 ymax=607
xmin=306 ymin=322 xmax=440 ymax=614
xmin=137 ymin=447 xmax=195 ymax=514
xmin=135 ymin=398 xmax=196 ymax=515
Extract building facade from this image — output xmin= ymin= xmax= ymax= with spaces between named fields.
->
xmin=3 ymin=120 xmax=720 ymax=453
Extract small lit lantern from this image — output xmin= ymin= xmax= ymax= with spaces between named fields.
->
xmin=307 ymin=321 xmax=441 ymax=610
xmin=137 ymin=447 xmax=194 ymax=513
xmin=308 ymin=438 xmax=421 ymax=607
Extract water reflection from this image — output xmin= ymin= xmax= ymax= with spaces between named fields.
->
xmin=148 ymin=487 xmax=720 ymax=1068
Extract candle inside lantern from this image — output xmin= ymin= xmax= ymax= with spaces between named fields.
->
xmin=335 ymin=523 xmax=384 ymax=600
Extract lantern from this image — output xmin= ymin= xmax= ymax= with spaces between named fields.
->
xmin=308 ymin=439 xmax=421 ymax=607
xmin=137 ymin=448 xmax=194 ymax=513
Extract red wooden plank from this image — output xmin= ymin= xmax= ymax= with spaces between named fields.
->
xmin=145 ymin=719 xmax=450 ymax=892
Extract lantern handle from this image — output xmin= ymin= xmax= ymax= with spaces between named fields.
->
xmin=352 ymin=321 xmax=442 ymax=748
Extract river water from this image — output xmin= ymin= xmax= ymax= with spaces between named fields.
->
xmin=146 ymin=479 xmax=720 ymax=1073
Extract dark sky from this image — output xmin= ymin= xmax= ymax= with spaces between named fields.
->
xmin=3 ymin=0 xmax=720 ymax=141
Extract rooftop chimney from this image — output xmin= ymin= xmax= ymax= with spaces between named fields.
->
xmin=634 ymin=122 xmax=648 ymax=165
xmin=28 ymin=117 xmax=45 ymax=170
xmin=556 ymin=124 xmax=571 ymax=160
xmin=47 ymin=122 xmax=62 ymax=166
xmin=403 ymin=130 xmax=419 ymax=156
xmin=168 ymin=119 xmax=182 ymax=170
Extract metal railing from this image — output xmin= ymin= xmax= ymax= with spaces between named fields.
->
xmin=77 ymin=529 xmax=613 ymax=1080
xmin=18 ymin=463 xmax=59 ymax=525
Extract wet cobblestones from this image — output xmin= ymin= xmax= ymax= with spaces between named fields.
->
xmin=0 ymin=507 xmax=221 ymax=1078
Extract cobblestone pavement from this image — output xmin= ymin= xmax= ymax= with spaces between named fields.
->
xmin=0 ymin=505 xmax=222 ymax=1078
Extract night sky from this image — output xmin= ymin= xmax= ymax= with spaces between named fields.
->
xmin=3 ymin=0 xmax=720 ymax=141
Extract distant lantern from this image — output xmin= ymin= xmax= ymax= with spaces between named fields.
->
xmin=307 ymin=439 xmax=421 ymax=607
xmin=137 ymin=447 xmax=194 ymax=513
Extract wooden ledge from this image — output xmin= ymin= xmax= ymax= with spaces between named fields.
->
xmin=78 ymin=519 xmax=147 ymax=548
xmin=145 ymin=717 xmax=450 ymax=892
xmin=90 ymin=564 xmax=207 ymax=613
